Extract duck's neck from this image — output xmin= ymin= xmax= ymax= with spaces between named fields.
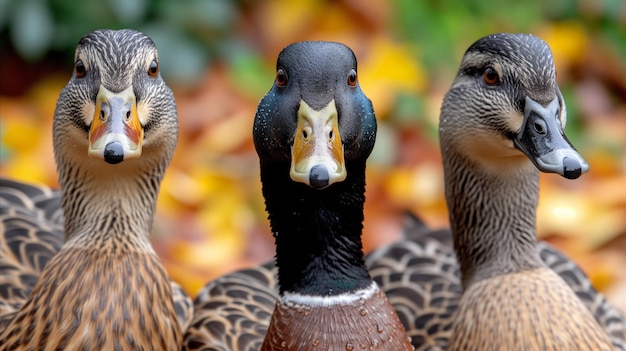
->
xmin=443 ymin=151 xmax=544 ymax=289
xmin=57 ymin=157 xmax=164 ymax=251
xmin=261 ymin=161 xmax=372 ymax=296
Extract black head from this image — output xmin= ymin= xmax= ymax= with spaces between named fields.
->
xmin=253 ymin=41 xmax=377 ymax=189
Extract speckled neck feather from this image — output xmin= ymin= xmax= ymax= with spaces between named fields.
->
xmin=440 ymin=33 xmax=615 ymax=350
xmin=0 ymin=150 xmax=182 ymax=350
xmin=443 ymin=152 xmax=544 ymax=289
xmin=0 ymin=29 xmax=182 ymax=350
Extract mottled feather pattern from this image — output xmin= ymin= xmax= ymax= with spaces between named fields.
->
xmin=366 ymin=229 xmax=460 ymax=351
xmin=184 ymin=262 xmax=279 ymax=351
xmin=0 ymin=248 xmax=181 ymax=350
xmin=183 ymin=220 xmax=625 ymax=351
xmin=449 ymin=268 xmax=615 ymax=351
xmin=0 ymin=178 xmax=194 ymax=336
xmin=445 ymin=157 xmax=544 ymax=287
xmin=0 ymin=28 xmax=189 ymax=349
xmin=538 ymin=245 xmax=626 ymax=349
xmin=368 ymin=221 xmax=626 ymax=351
xmin=440 ymin=33 xmax=623 ymax=350
xmin=0 ymin=179 xmax=64 ymax=330
xmin=462 ymin=33 xmax=557 ymax=104
xmin=75 ymin=29 xmax=159 ymax=93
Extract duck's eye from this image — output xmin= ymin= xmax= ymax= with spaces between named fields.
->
xmin=347 ymin=69 xmax=357 ymax=87
xmin=75 ymin=59 xmax=86 ymax=78
xmin=483 ymin=67 xmax=499 ymax=85
xmin=148 ymin=60 xmax=159 ymax=77
xmin=276 ymin=68 xmax=287 ymax=87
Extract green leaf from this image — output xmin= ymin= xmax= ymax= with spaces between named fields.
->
xmin=221 ymin=41 xmax=274 ymax=99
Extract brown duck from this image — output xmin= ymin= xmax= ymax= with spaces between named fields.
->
xmin=439 ymin=33 xmax=617 ymax=350
xmin=0 ymin=29 xmax=192 ymax=350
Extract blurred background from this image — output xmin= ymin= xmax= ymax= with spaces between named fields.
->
xmin=1 ymin=0 xmax=625 ymax=313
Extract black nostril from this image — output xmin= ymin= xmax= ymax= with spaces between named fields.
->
xmin=562 ymin=156 xmax=582 ymax=180
xmin=533 ymin=121 xmax=545 ymax=135
xmin=100 ymin=110 xmax=106 ymax=121
xmin=103 ymin=141 xmax=124 ymax=164
xmin=309 ymin=165 xmax=329 ymax=189
xmin=126 ymin=111 xmax=131 ymax=120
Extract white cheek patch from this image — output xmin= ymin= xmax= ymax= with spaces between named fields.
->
xmin=560 ymin=100 xmax=567 ymax=129
xmin=506 ymin=110 xmax=524 ymax=136
xmin=83 ymin=102 xmax=95 ymax=126
xmin=137 ymin=101 xmax=150 ymax=126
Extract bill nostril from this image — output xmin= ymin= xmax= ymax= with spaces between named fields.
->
xmin=533 ymin=120 xmax=546 ymax=135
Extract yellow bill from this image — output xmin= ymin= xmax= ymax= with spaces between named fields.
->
xmin=290 ymin=99 xmax=346 ymax=189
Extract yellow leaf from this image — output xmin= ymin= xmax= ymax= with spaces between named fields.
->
xmin=359 ymin=36 xmax=426 ymax=117
xmin=538 ymin=22 xmax=588 ymax=72
xmin=384 ymin=163 xmax=444 ymax=208
xmin=1 ymin=151 xmax=55 ymax=186
xmin=261 ymin=0 xmax=322 ymax=44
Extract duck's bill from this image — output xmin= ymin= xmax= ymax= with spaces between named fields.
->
xmin=290 ymin=99 xmax=347 ymax=189
xmin=88 ymin=85 xmax=143 ymax=165
xmin=514 ymin=96 xmax=589 ymax=179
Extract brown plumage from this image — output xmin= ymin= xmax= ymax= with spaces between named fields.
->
xmin=440 ymin=33 xmax=617 ymax=350
xmin=183 ymin=262 xmax=277 ymax=350
xmin=367 ymin=218 xmax=626 ymax=350
xmin=451 ymin=269 xmax=614 ymax=350
xmin=263 ymin=286 xmax=410 ymax=350
xmin=0 ymin=29 xmax=191 ymax=349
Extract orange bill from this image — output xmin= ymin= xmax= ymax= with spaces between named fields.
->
xmin=290 ymin=99 xmax=346 ymax=189
xmin=88 ymin=85 xmax=143 ymax=164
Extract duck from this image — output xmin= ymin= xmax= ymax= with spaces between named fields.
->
xmin=438 ymin=32 xmax=620 ymax=350
xmin=0 ymin=29 xmax=192 ymax=349
xmin=183 ymin=35 xmax=626 ymax=351
xmin=368 ymin=33 xmax=626 ymax=350
xmin=368 ymin=213 xmax=626 ymax=350
xmin=184 ymin=41 xmax=414 ymax=351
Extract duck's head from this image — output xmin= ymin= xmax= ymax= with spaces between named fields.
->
xmin=440 ymin=33 xmax=589 ymax=179
xmin=53 ymin=29 xmax=178 ymax=180
xmin=253 ymin=41 xmax=377 ymax=190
